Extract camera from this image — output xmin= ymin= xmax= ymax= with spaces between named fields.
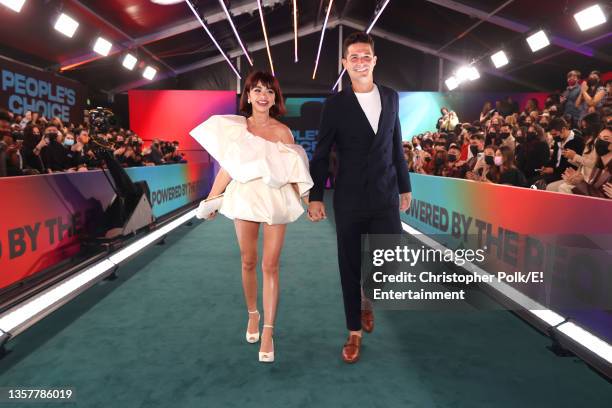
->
xmin=88 ymin=107 xmax=117 ymax=135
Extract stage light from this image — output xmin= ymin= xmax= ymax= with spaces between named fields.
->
xmin=293 ymin=0 xmax=298 ymax=62
xmin=557 ymin=322 xmax=612 ymax=364
xmin=445 ymin=76 xmax=459 ymax=91
xmin=93 ymin=37 xmax=112 ymax=56
xmin=366 ymin=0 xmax=390 ymax=33
xmin=54 ymin=13 xmax=79 ymax=38
xmin=218 ymin=0 xmax=252 ymax=65
xmin=257 ymin=0 xmax=275 ymax=75
xmin=143 ymin=66 xmax=157 ymax=80
xmin=456 ymin=66 xmax=479 ymax=82
xmin=574 ymin=4 xmax=607 ymax=31
xmin=109 ymin=210 xmax=196 ymax=264
xmin=185 ymin=0 xmax=241 ymax=78
xmin=313 ymin=0 xmax=333 ymax=79
xmin=0 ymin=0 xmax=26 ymax=12
xmin=526 ymin=30 xmax=550 ymax=52
xmin=491 ymin=50 xmax=509 ymax=68
xmin=151 ymin=0 xmax=184 ymax=4
xmin=467 ymin=66 xmax=479 ymax=80
xmin=0 ymin=260 xmax=116 ymax=333
xmin=122 ymin=54 xmax=138 ymax=70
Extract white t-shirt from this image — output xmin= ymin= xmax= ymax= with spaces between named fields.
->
xmin=354 ymin=85 xmax=381 ymax=134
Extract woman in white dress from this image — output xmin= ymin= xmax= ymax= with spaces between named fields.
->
xmin=190 ymin=71 xmax=313 ymax=363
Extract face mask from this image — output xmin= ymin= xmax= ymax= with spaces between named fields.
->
xmin=447 ymin=154 xmax=457 ymax=162
xmin=494 ymin=156 xmax=503 ymax=166
xmin=567 ymin=79 xmax=577 ymax=87
xmin=587 ymin=78 xmax=598 ymax=87
xmin=500 ymin=132 xmax=510 ymax=139
xmin=64 ymin=139 xmax=74 ymax=146
xmin=435 ymin=157 xmax=445 ymax=166
xmin=595 ymin=139 xmax=610 ymax=156
xmin=484 ymin=155 xmax=495 ymax=166
xmin=470 ymin=145 xmax=480 ymax=155
xmin=553 ymin=136 xmax=562 ymax=143
xmin=526 ymin=132 xmax=537 ymax=141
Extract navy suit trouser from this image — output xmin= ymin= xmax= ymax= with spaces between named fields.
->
xmin=334 ymin=205 xmax=402 ymax=331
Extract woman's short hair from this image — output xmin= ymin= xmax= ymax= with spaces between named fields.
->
xmin=239 ymin=71 xmax=286 ymax=118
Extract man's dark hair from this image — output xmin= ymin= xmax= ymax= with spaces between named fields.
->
xmin=549 ymin=117 xmax=569 ymax=132
xmin=343 ymin=32 xmax=375 ymax=57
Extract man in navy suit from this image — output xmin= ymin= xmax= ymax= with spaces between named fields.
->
xmin=308 ymin=32 xmax=412 ymax=363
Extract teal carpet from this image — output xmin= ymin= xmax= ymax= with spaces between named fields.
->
xmin=0 ymin=199 xmax=610 ymax=407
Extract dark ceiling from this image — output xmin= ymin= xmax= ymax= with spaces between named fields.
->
xmin=0 ymin=0 xmax=610 ymax=96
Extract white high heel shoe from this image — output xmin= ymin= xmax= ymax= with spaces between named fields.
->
xmin=259 ymin=325 xmax=274 ymax=363
xmin=246 ymin=310 xmax=260 ymax=343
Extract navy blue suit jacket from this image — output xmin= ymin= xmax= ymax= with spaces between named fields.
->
xmin=309 ymin=84 xmax=411 ymax=212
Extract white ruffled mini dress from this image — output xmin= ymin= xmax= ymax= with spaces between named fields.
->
xmin=190 ymin=115 xmax=313 ymax=225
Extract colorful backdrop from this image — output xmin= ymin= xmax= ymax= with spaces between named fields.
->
xmin=128 ymin=90 xmax=237 ymax=163
xmin=0 ymin=162 xmax=213 ymax=295
xmin=400 ymin=173 xmax=612 ymax=344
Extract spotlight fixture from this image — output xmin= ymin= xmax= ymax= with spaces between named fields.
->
xmin=445 ymin=76 xmax=459 ymax=91
xmin=313 ymin=0 xmax=333 ymax=80
xmin=143 ymin=66 xmax=157 ymax=80
xmin=455 ymin=66 xmax=479 ymax=83
xmin=257 ymin=0 xmax=275 ymax=75
xmin=185 ymin=0 xmax=241 ymax=78
xmin=491 ymin=50 xmax=509 ymax=68
xmin=574 ymin=4 xmax=607 ymax=31
xmin=93 ymin=37 xmax=112 ymax=56
xmin=122 ymin=54 xmax=138 ymax=70
xmin=218 ymin=0 xmax=252 ymax=65
xmin=54 ymin=13 xmax=79 ymax=38
xmin=526 ymin=30 xmax=550 ymax=52
xmin=0 ymin=0 xmax=26 ymax=12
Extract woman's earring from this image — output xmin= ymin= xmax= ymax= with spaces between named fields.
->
xmin=248 ymin=99 xmax=251 ymax=104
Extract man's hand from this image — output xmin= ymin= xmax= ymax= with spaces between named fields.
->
xmin=307 ymin=201 xmax=326 ymax=222
xmin=400 ymin=192 xmax=412 ymax=212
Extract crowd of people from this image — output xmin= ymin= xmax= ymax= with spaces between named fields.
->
xmin=0 ymin=109 xmax=186 ymax=177
xmin=403 ymin=70 xmax=612 ymax=199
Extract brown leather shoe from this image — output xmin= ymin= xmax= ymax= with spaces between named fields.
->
xmin=361 ymin=310 xmax=374 ymax=333
xmin=342 ymin=334 xmax=362 ymax=363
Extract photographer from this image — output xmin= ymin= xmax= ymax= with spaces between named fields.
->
xmin=72 ymin=129 xmax=100 ymax=169
xmin=40 ymin=125 xmax=69 ymax=172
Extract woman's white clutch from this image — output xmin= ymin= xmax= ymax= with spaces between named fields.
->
xmin=196 ymin=194 xmax=224 ymax=220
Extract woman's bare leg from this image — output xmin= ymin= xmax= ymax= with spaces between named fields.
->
xmin=234 ymin=219 xmax=261 ymax=334
xmin=260 ymin=223 xmax=287 ymax=353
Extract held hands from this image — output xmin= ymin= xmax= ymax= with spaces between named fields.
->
xmin=307 ymin=201 xmax=326 ymax=222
